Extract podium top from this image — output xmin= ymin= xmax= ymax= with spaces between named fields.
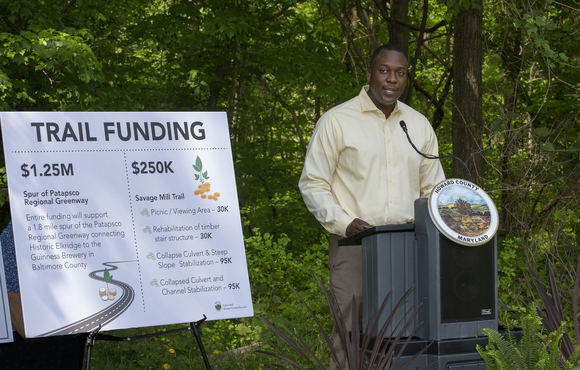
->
xmin=338 ymin=224 xmax=415 ymax=246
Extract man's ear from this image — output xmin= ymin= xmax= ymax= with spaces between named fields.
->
xmin=366 ymin=69 xmax=371 ymax=83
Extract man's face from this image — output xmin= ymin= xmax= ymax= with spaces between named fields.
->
xmin=366 ymin=49 xmax=408 ymax=111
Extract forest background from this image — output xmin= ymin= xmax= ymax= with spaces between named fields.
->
xmin=0 ymin=0 xmax=579 ymax=369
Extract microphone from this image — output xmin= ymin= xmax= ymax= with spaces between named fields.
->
xmin=399 ymin=120 xmax=472 ymax=182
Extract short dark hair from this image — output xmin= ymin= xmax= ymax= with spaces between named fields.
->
xmin=369 ymin=44 xmax=408 ymax=66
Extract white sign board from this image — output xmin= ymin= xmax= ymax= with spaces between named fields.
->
xmin=0 ymin=247 xmax=13 ymax=343
xmin=0 ymin=112 xmax=253 ymax=338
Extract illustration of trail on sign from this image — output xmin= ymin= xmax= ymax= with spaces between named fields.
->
xmin=40 ymin=261 xmax=137 ymax=336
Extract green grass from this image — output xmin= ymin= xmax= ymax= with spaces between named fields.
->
xmin=86 ymin=316 xmax=332 ymax=370
xmin=87 ymin=231 xmax=333 ymax=369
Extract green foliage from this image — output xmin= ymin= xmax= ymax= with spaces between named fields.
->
xmin=245 ymin=228 xmax=329 ymax=319
xmin=0 ymin=27 xmax=106 ymax=110
xmin=0 ymin=0 xmax=113 ymax=111
xmin=0 ymin=0 xmax=579 ymax=368
xmin=497 ymin=253 xmax=580 ymax=368
xmin=89 ymin=230 xmax=331 ymax=369
xmin=0 ymin=166 xmax=7 ymax=207
xmin=497 ymin=236 xmax=528 ymax=310
xmin=258 ymin=277 xmax=429 ymax=370
xmin=477 ymin=312 xmax=580 ymax=370
xmin=446 ymin=0 xmax=483 ymax=16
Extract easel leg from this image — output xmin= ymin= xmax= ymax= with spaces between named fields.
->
xmin=81 ymin=317 xmax=213 ymax=370
xmin=85 ymin=325 xmax=101 ymax=370
xmin=190 ymin=315 xmax=212 ymax=370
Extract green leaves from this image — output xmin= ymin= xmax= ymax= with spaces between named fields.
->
xmin=446 ymin=0 xmax=483 ymax=16
xmin=192 ymin=156 xmax=209 ymax=184
xmin=534 ymin=16 xmax=546 ymax=27
xmin=533 ymin=127 xmax=551 ymax=139
xmin=104 ymin=268 xmax=113 ymax=284
xmin=481 ymin=269 xmax=580 ymax=370
xmin=191 ymin=156 xmax=203 ymax=173
xmin=0 ymin=26 xmax=105 ymax=110
xmin=540 ymin=142 xmax=555 ymax=151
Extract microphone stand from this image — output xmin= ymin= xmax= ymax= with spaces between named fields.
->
xmin=399 ymin=120 xmax=473 ymax=183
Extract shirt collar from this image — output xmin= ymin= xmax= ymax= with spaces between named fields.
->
xmin=360 ymin=85 xmax=403 ymax=115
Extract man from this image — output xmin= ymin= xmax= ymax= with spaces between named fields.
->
xmin=299 ymin=44 xmax=445 ymax=369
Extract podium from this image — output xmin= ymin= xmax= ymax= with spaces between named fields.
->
xmin=338 ymin=198 xmax=498 ymax=370
xmin=415 ymin=198 xmax=497 ymax=341
xmin=339 ymin=223 xmax=418 ymax=339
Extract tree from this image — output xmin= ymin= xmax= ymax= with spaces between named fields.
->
xmin=451 ymin=0 xmax=484 ymax=184
xmin=0 ymin=0 xmax=579 ymax=310
xmin=455 ymin=198 xmax=472 ymax=217
xmin=0 ymin=0 xmax=106 ymax=111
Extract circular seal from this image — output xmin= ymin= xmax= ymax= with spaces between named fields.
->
xmin=215 ymin=301 xmax=222 ymax=311
xmin=428 ymin=179 xmax=499 ymax=247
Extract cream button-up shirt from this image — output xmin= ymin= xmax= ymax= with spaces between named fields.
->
xmin=299 ymin=86 xmax=446 ymax=237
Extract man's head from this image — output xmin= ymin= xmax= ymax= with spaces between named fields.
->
xmin=366 ymin=44 xmax=408 ymax=117
xmin=369 ymin=44 xmax=408 ymax=66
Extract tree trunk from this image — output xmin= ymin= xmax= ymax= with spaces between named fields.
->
xmin=452 ymin=0 xmax=484 ymax=185
xmin=387 ymin=0 xmax=410 ymax=54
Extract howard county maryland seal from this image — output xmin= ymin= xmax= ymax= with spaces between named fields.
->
xmin=428 ymin=179 xmax=499 ymax=246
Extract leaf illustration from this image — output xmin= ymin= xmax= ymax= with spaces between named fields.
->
xmin=193 ymin=156 xmax=203 ymax=172
xmin=192 ymin=156 xmax=210 ymax=185
xmin=104 ymin=268 xmax=113 ymax=283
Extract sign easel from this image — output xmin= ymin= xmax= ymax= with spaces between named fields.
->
xmin=0 ymin=112 xmax=254 ymax=365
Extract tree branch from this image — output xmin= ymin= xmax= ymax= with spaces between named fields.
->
xmin=329 ymin=4 xmax=367 ymax=70
xmin=355 ymin=0 xmax=379 ymax=53
xmin=371 ymin=0 xmax=389 ymax=25
xmin=260 ymin=76 xmax=307 ymax=156
xmin=412 ymin=70 xmax=452 ymax=131
xmin=411 ymin=31 xmax=447 ymax=66
xmin=371 ymin=0 xmax=447 ymax=33
xmin=61 ymin=0 xmax=77 ymax=15
xmin=3 ymin=15 xmax=20 ymax=34
xmin=553 ymin=1 xmax=580 ymax=13
xmin=403 ymin=0 xmax=429 ymax=104
xmin=261 ymin=4 xmax=292 ymax=22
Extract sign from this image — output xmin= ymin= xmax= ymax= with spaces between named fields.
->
xmin=0 ymin=247 xmax=13 ymax=343
xmin=0 ymin=112 xmax=253 ymax=338
xmin=429 ymin=179 xmax=499 ymax=246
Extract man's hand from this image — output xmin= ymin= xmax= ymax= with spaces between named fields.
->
xmin=346 ymin=218 xmax=372 ymax=237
